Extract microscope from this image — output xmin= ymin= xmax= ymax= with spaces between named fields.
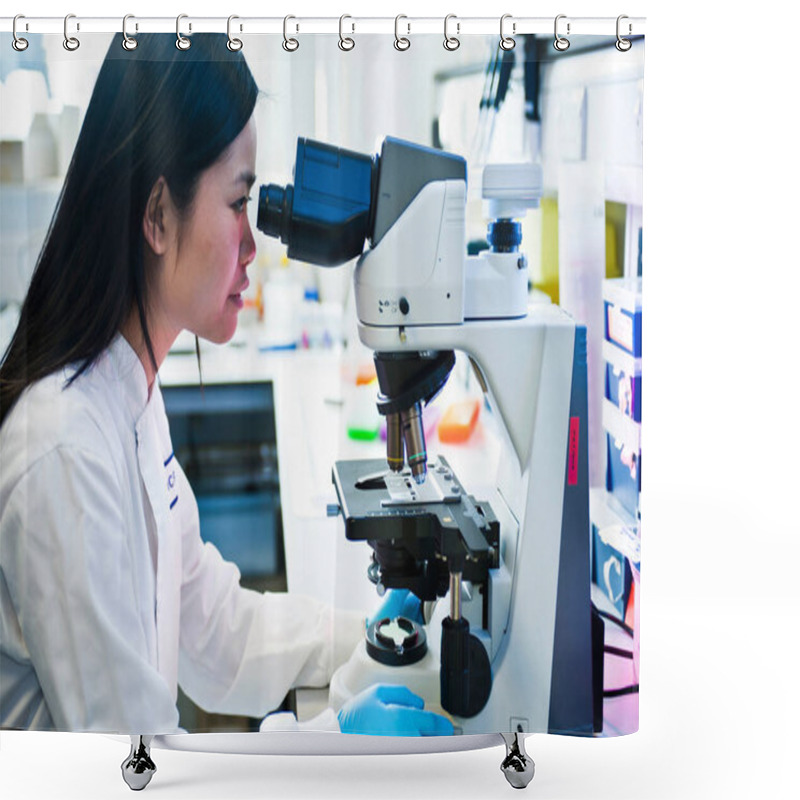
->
xmin=258 ymin=138 xmax=602 ymax=736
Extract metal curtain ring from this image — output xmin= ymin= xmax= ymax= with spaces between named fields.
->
xmin=394 ymin=14 xmax=411 ymax=50
xmin=122 ymin=15 xmax=138 ymax=50
xmin=554 ymin=14 xmax=570 ymax=51
xmin=444 ymin=14 xmax=460 ymax=51
xmin=283 ymin=15 xmax=299 ymax=51
xmin=339 ymin=15 xmax=355 ymax=51
xmin=394 ymin=15 xmax=410 ymax=51
xmin=616 ymin=15 xmax=632 ymax=52
xmin=500 ymin=14 xmax=515 ymax=50
xmin=227 ymin=15 xmax=243 ymax=51
xmin=63 ymin=14 xmax=80 ymax=51
xmin=176 ymin=14 xmax=191 ymax=50
xmin=12 ymin=15 xmax=29 ymax=51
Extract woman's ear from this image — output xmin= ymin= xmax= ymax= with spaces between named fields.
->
xmin=142 ymin=177 xmax=173 ymax=256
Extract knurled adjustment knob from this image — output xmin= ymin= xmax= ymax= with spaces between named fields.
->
xmin=487 ymin=219 xmax=522 ymax=253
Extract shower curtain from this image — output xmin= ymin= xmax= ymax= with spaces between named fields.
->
xmin=0 ymin=11 xmax=643 ymax=764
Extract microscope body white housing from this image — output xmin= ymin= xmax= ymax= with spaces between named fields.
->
xmin=332 ymin=165 xmax=596 ymax=735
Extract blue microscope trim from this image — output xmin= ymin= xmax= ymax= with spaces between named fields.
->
xmin=258 ymin=138 xmax=374 ymax=266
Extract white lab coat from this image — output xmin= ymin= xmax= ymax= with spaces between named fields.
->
xmin=0 ymin=334 xmax=364 ymax=733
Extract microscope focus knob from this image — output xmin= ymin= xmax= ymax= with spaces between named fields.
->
xmin=399 ymin=297 xmax=409 ymax=315
xmin=487 ymin=219 xmax=522 ymax=253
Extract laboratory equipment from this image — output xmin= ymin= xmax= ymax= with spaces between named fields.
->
xmin=255 ymin=135 xmax=602 ymax=786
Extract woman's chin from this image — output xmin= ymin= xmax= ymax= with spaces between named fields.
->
xmin=213 ymin=328 xmax=237 ymax=345
xmin=193 ymin=321 xmax=238 ymax=346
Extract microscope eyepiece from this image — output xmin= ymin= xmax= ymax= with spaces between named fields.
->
xmin=257 ymin=183 xmax=292 ymax=241
xmin=256 ymin=138 xmax=375 ymax=267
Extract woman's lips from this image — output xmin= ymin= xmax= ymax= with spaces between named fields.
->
xmin=229 ymin=278 xmax=249 ymax=308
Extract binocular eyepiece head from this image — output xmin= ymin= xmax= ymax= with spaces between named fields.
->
xmin=256 ymin=138 xmax=375 ymax=267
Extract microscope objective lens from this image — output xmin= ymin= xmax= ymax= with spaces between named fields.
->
xmin=411 ymin=464 xmax=427 ymax=485
xmin=386 ymin=412 xmax=404 ymax=472
xmin=401 ymin=403 xmax=427 ymax=485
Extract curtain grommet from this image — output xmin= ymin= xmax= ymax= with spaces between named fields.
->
xmin=444 ymin=14 xmax=460 ymax=51
xmin=63 ymin=13 xmax=80 ymax=51
xmin=338 ymin=14 xmax=355 ymax=51
xmin=500 ymin=14 xmax=515 ymax=51
xmin=122 ymin=14 xmax=138 ymax=51
xmin=554 ymin=14 xmax=570 ymax=52
xmin=283 ymin=15 xmax=299 ymax=52
xmin=227 ymin=15 xmax=243 ymax=51
xmin=394 ymin=15 xmax=411 ymax=51
xmin=616 ymin=15 xmax=632 ymax=52
xmin=12 ymin=15 xmax=29 ymax=51
xmin=176 ymin=14 xmax=191 ymax=50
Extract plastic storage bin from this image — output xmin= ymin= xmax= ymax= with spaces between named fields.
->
xmin=438 ymin=399 xmax=481 ymax=443
xmin=603 ymin=277 xmax=642 ymax=358
xmin=603 ymin=399 xmax=641 ymax=516
xmin=590 ymin=489 xmax=640 ymax=620
xmin=603 ymin=340 xmax=642 ymax=422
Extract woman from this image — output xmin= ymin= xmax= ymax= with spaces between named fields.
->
xmin=0 ymin=33 xmax=451 ymax=737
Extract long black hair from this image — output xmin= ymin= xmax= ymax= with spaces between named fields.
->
xmin=0 ymin=33 xmax=258 ymax=426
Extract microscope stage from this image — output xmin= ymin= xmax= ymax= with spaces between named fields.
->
xmin=331 ymin=456 xmax=499 ymax=569
xmin=381 ymin=461 xmax=465 ymax=507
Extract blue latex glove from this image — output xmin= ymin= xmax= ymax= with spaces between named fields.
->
xmin=338 ymin=684 xmax=453 ymax=737
xmin=367 ymin=589 xmax=423 ymax=628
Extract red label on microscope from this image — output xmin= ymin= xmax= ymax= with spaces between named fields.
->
xmin=567 ymin=417 xmax=580 ymax=486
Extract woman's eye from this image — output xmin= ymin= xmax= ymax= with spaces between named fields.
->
xmin=233 ymin=196 xmax=251 ymax=213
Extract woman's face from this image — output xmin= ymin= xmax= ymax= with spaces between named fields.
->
xmin=155 ymin=117 xmax=257 ymax=346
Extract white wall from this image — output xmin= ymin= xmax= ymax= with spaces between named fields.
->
xmin=540 ymin=38 xmax=644 ymax=202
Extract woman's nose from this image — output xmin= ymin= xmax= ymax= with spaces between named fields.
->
xmin=240 ymin=215 xmax=256 ymax=267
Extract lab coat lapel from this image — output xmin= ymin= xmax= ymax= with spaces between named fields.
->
xmin=135 ymin=404 xmax=181 ymax=701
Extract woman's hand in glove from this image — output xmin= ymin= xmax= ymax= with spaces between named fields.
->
xmin=367 ymin=589 xmax=423 ymax=627
xmin=338 ymin=684 xmax=453 ymax=736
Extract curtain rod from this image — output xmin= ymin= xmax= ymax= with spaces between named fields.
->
xmin=1 ymin=16 xmax=646 ymax=37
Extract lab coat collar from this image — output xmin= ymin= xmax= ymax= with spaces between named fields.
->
xmin=105 ymin=333 xmax=151 ymax=425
